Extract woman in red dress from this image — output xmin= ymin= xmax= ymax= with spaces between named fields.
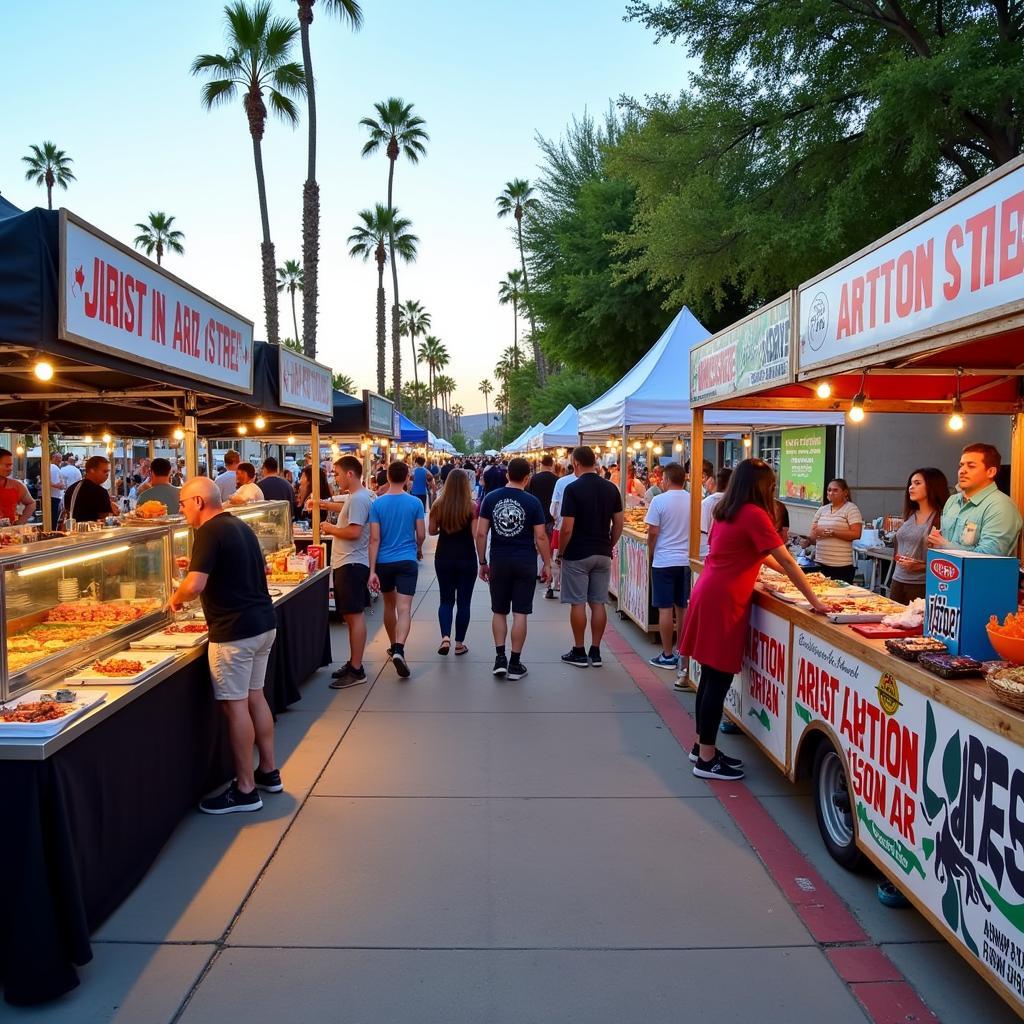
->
xmin=679 ymin=459 xmax=829 ymax=781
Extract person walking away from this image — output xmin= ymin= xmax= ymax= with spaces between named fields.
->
xmin=700 ymin=468 xmax=731 ymax=557
xmin=258 ymin=457 xmax=296 ymax=512
xmin=928 ymin=442 xmax=1022 ymax=556
xmin=528 ymin=454 xmax=558 ymax=580
xmin=558 ymin=446 xmax=623 ymax=667
xmin=215 ymin=450 xmax=241 ymax=503
xmin=440 ymin=458 xmax=455 ymax=485
xmin=61 ymin=455 xmax=118 ymax=524
xmin=228 ymin=463 xmax=264 ymax=505
xmin=645 ymin=463 xmax=692 ymax=676
xmin=0 ymin=449 xmax=36 ymax=525
xmin=48 ymin=452 xmax=65 ymax=525
xmin=476 ymin=457 xmax=550 ymax=679
xmin=890 ymin=467 xmax=949 ymax=604
xmin=316 ymin=456 xmax=372 ymax=688
xmin=429 ymin=468 xmax=478 ymax=656
xmin=170 ymin=477 xmax=280 ymax=813
xmin=482 ymin=457 xmax=507 ymax=495
xmin=547 ymin=459 xmax=581 ymax=600
xmin=369 ymin=461 xmax=425 ymax=678
xmin=59 ymin=452 xmax=82 ymax=494
xmin=411 ymin=455 xmax=431 ymax=511
xmin=139 ymin=458 xmax=181 ymax=513
xmin=680 ymin=459 xmax=830 ymax=781
xmin=809 ymin=479 xmax=863 ymax=582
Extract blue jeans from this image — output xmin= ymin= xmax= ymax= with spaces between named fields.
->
xmin=435 ymin=558 xmax=477 ymax=642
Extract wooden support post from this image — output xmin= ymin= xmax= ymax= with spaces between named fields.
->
xmin=311 ymin=421 xmax=321 ymax=546
xmin=183 ymin=392 xmax=199 ymax=481
xmin=1011 ymin=411 xmax=1024 ymax=559
xmin=40 ymin=420 xmax=52 ymax=530
xmin=689 ymin=409 xmax=704 ymax=568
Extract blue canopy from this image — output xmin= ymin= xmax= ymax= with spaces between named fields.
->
xmin=397 ymin=412 xmax=428 ymax=442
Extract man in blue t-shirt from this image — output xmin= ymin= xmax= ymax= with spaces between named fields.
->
xmin=369 ymin=461 xmax=426 ymax=678
xmin=476 ymin=457 xmax=551 ymax=680
xmin=410 ymin=455 xmax=431 ymax=511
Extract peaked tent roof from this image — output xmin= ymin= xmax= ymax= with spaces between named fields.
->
xmin=528 ymin=404 xmax=578 ymax=449
xmin=397 ymin=412 xmax=428 ymax=442
xmin=503 ymin=421 xmax=544 ymax=452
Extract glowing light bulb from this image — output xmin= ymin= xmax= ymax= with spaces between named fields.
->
xmin=948 ymin=412 xmax=964 ymax=431
xmin=173 ymin=427 xmax=185 ymax=441
xmin=743 ymin=435 xmax=752 ymax=448
xmin=83 ymin=434 xmax=93 ymax=444
xmin=101 ymin=431 xmax=112 ymax=444
xmin=848 ymin=404 xmax=865 ymax=423
xmin=237 ymin=424 xmax=248 ymax=436
xmin=34 ymin=359 xmax=54 ymax=382
xmin=15 ymin=444 xmax=25 ymax=456
xmin=286 ymin=435 xmax=296 ymax=445
xmin=654 ymin=445 xmax=663 ymax=456
xmin=674 ymin=441 xmax=683 ymax=453
xmin=815 ymin=381 xmax=832 ymax=399
xmin=254 ymin=415 xmax=266 ymax=430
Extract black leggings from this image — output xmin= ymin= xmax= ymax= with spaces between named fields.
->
xmin=435 ymin=558 xmax=477 ymax=642
xmin=695 ymin=664 xmax=735 ymax=745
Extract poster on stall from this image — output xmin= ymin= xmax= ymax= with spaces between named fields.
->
xmin=609 ymin=535 xmax=621 ymax=599
xmin=778 ymin=427 xmax=826 ymax=504
xmin=620 ymin=533 xmax=649 ymax=626
xmin=739 ymin=605 xmax=790 ymax=768
xmin=792 ymin=628 xmax=1024 ymax=1012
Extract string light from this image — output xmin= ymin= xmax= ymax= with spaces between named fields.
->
xmin=644 ymin=435 xmax=654 ymax=450
xmin=815 ymin=381 xmax=832 ymax=399
xmin=254 ymin=414 xmax=266 ymax=430
xmin=947 ymin=368 xmax=965 ymax=432
xmin=742 ymin=434 xmax=752 ymax=448
xmin=33 ymin=358 xmax=54 ymax=382
xmin=848 ymin=371 xmax=868 ymax=424
xmin=83 ymin=433 xmax=93 ymax=444
xmin=172 ymin=427 xmax=185 ymax=442
xmin=15 ymin=444 xmax=24 ymax=456
xmin=286 ymin=435 xmax=296 ymax=445
xmin=237 ymin=424 xmax=248 ymax=436
xmin=101 ymin=430 xmax=112 ymax=444
xmin=674 ymin=440 xmax=683 ymax=453
xmin=654 ymin=444 xmax=663 ymax=456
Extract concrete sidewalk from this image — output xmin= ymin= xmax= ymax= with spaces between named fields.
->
xmin=2 ymin=546 xmax=1017 ymax=1023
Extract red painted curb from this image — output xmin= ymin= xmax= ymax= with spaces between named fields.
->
xmin=605 ymin=619 xmax=940 ymax=1024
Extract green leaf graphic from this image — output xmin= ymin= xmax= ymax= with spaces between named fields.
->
xmin=982 ymin=879 xmax=1024 ymax=932
xmin=943 ymin=731 xmax=962 ymax=805
xmin=748 ymin=707 xmax=771 ymax=731
xmin=923 ymin=703 xmax=945 ymax=821
xmin=922 ymin=837 xmax=935 ymax=862
xmin=795 ymin=701 xmax=813 ymax=725
xmin=942 ymin=876 xmax=960 ymax=932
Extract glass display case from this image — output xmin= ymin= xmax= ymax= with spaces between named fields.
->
xmin=1 ymin=526 xmax=171 ymax=699
xmin=171 ymin=500 xmax=294 ymax=570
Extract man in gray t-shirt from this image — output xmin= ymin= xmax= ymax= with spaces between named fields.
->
xmin=317 ymin=456 xmax=372 ymax=687
xmin=215 ymin=450 xmax=241 ymax=503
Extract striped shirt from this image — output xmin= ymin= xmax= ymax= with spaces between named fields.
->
xmin=812 ymin=501 xmax=863 ymax=567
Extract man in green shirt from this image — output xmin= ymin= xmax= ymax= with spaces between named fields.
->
xmin=928 ymin=443 xmax=1022 ymax=556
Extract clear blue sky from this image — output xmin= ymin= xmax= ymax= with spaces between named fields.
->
xmin=3 ymin=0 xmax=689 ymax=414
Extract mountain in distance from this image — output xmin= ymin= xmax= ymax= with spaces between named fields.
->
xmin=458 ymin=412 xmax=502 ymax=441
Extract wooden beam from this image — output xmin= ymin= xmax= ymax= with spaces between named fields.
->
xmin=689 ymin=409 xmax=703 ymax=565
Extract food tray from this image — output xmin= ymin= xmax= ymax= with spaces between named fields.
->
xmin=0 ymin=689 xmax=108 ymax=737
xmin=988 ymin=667 xmax=1024 ymax=711
xmin=885 ymin=637 xmax=948 ymax=661
xmin=64 ymin=651 xmax=176 ymax=685
xmin=130 ymin=629 xmax=208 ymax=650
xmin=850 ymin=623 xmax=923 ymax=639
xmin=917 ymin=653 xmax=984 ymax=679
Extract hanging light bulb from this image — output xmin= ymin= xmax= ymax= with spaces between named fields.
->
xmin=33 ymin=358 xmax=54 ymax=382
xmin=742 ymin=434 xmax=752 ymax=448
xmin=101 ymin=429 xmax=112 ymax=444
xmin=15 ymin=443 xmax=25 ymax=456
xmin=172 ymin=427 xmax=185 ymax=442
xmin=237 ymin=423 xmax=248 ymax=436
xmin=654 ymin=444 xmax=663 ymax=456
xmin=948 ymin=368 xmax=965 ymax=431
xmin=815 ymin=381 xmax=832 ymax=399
xmin=848 ymin=371 xmax=868 ymax=423
xmin=286 ymin=435 xmax=296 ymax=445
xmin=674 ymin=440 xmax=683 ymax=453
xmin=645 ymin=435 xmax=654 ymax=450
xmin=254 ymin=414 xmax=267 ymax=430
xmin=83 ymin=433 xmax=93 ymax=444
xmin=593 ymin=445 xmax=601 ymax=455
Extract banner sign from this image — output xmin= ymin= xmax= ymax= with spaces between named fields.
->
xmin=59 ymin=211 xmax=254 ymax=394
xmin=620 ymin=531 xmax=650 ymax=626
xmin=609 ymin=534 xmax=621 ymax=599
xmin=279 ymin=348 xmax=333 ymax=417
xmin=739 ymin=605 xmax=790 ymax=766
xmin=798 ymin=162 xmax=1024 ymax=371
xmin=690 ymin=297 xmax=791 ymax=404
xmin=778 ymin=426 xmax=827 ymax=504
xmin=366 ymin=391 xmax=395 ymax=437
xmin=792 ymin=628 xmax=1024 ymax=1010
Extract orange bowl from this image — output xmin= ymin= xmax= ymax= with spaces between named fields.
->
xmin=986 ymin=626 xmax=1024 ymax=664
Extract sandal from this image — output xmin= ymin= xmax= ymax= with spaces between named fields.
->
xmin=438 ymin=638 xmax=451 ymax=656
xmin=455 ymin=643 xmax=469 ymax=656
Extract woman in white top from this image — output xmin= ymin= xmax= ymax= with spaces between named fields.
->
xmin=809 ymin=478 xmax=863 ymax=582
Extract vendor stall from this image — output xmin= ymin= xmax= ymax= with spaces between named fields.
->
xmin=527 ymin=404 xmax=579 ymax=453
xmin=688 ymin=154 xmax=1024 ymax=1017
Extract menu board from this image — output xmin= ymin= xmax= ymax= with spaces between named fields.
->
xmin=778 ymin=426 xmax=826 ymax=504
xmin=739 ymin=605 xmax=790 ymax=767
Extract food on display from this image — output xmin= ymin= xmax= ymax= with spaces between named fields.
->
xmin=824 ymin=595 xmax=907 ymax=615
xmin=917 ymin=652 xmax=984 ymax=679
xmin=90 ymin=658 xmax=146 ymax=677
xmin=0 ymin=699 xmax=76 ymax=723
xmin=266 ymin=571 xmax=307 ymax=584
xmin=133 ymin=500 xmax=168 ymax=519
xmin=164 ymin=623 xmax=207 ymax=634
xmin=988 ymin=664 xmax=1024 ymax=709
xmin=989 ymin=612 xmax=1024 ymax=638
xmin=623 ymin=508 xmax=648 ymax=534
xmin=46 ymin=600 xmax=155 ymax=623
xmin=884 ymin=636 xmax=949 ymax=661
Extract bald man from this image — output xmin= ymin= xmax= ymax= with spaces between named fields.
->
xmin=170 ymin=477 xmax=281 ymax=814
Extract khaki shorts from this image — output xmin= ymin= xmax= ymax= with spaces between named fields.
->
xmin=208 ymin=629 xmax=276 ymax=701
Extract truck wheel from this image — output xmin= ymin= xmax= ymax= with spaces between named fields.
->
xmin=812 ymin=741 xmax=865 ymax=870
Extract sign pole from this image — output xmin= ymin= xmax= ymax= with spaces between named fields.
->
xmin=311 ymin=421 xmax=321 ymax=547
xmin=689 ymin=409 xmax=704 ymax=565
xmin=183 ymin=392 xmax=198 ymax=481
xmin=40 ymin=420 xmax=52 ymax=531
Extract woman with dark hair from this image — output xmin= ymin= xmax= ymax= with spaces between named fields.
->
xmin=679 ymin=459 xmax=830 ymax=781
xmin=809 ymin=478 xmax=864 ymax=582
xmin=428 ymin=468 xmax=477 ymax=655
xmin=890 ymin=467 xmax=949 ymax=604
xmin=296 ymin=464 xmax=331 ymax=520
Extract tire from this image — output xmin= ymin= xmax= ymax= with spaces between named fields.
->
xmin=812 ymin=741 xmax=866 ymax=871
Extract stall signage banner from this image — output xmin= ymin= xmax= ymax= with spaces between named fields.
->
xmin=799 ymin=163 xmax=1024 ymax=370
xmin=60 ymin=212 xmax=254 ymax=394
xmin=609 ymin=535 xmax=621 ymax=599
xmin=620 ymin=533 xmax=649 ymax=626
xmin=690 ymin=299 xmax=791 ymax=403
xmin=778 ymin=426 xmax=827 ymax=504
xmin=278 ymin=348 xmax=333 ymax=417
xmin=366 ymin=392 xmax=394 ymax=437
xmin=739 ymin=605 xmax=790 ymax=766
xmin=791 ymin=627 xmax=1024 ymax=1009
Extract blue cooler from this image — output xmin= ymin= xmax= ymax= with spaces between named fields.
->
xmin=925 ymin=550 xmax=1018 ymax=661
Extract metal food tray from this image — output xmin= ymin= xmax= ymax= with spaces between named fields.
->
xmin=64 ymin=651 xmax=176 ymax=686
xmin=0 ymin=689 xmax=108 ymax=737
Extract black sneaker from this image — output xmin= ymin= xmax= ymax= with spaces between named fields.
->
xmin=507 ymin=660 xmax=528 ymax=680
xmin=688 ymin=745 xmax=743 ymax=768
xmin=199 ymin=781 xmax=263 ymax=814
xmin=588 ymin=646 xmax=602 ymax=667
xmin=493 ymin=653 xmax=508 ymax=676
xmin=544 ymin=587 xmax=556 ymax=600
xmin=330 ymin=663 xmax=367 ymax=689
xmin=254 ymin=767 xmax=284 ymax=792
xmin=692 ymin=753 xmax=745 ymax=781
xmin=392 ymin=650 xmax=410 ymax=678
xmin=561 ymin=648 xmax=589 ymax=668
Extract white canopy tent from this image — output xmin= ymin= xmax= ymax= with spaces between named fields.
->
xmin=502 ymin=422 xmax=545 ymax=453
xmin=527 ymin=405 xmax=578 ymax=451
xmin=434 ymin=437 xmax=457 ymax=454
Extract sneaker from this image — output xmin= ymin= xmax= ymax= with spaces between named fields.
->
xmin=254 ymin=767 xmax=284 ymax=793
xmin=688 ymin=745 xmax=742 ymax=768
xmin=720 ymin=718 xmax=742 ymax=734
xmin=692 ymin=753 xmax=745 ymax=781
xmin=877 ymin=880 xmax=911 ymax=908
xmin=588 ymin=646 xmax=602 ymax=667
xmin=561 ymin=648 xmax=589 ymax=667
xmin=330 ymin=663 xmax=367 ymax=689
xmin=544 ymin=587 xmax=556 ymax=600
xmin=507 ymin=660 xmax=528 ymax=680
xmin=199 ymin=781 xmax=263 ymax=814
xmin=649 ymin=652 xmax=678 ymax=670
xmin=392 ymin=650 xmax=411 ymax=678
xmin=493 ymin=653 xmax=508 ymax=676
xmin=673 ymin=674 xmax=690 ymax=691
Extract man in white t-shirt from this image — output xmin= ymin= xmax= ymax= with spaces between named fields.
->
xmin=547 ymin=462 xmax=580 ymax=600
xmin=48 ymin=453 xmax=65 ymax=525
xmin=59 ymin=453 xmax=82 ymax=491
xmin=645 ymin=463 xmax=692 ymax=674
xmin=699 ymin=466 xmax=732 ymax=558
xmin=228 ymin=463 xmax=264 ymax=504
xmin=215 ymin=450 xmax=241 ymax=502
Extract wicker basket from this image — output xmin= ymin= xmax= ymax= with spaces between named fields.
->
xmin=987 ymin=674 xmax=1024 ymax=712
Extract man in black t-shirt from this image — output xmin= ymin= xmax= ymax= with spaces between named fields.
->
xmin=476 ymin=457 xmax=550 ymax=680
xmin=258 ymin=456 xmax=296 ymax=513
xmin=170 ymin=477 xmax=281 ymax=815
xmin=61 ymin=455 xmax=118 ymax=524
xmin=527 ymin=454 xmax=558 ymax=528
xmin=482 ymin=458 xmax=507 ymax=494
xmin=558 ymin=445 xmax=624 ymax=668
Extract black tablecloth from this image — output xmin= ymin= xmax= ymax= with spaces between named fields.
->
xmin=264 ymin=572 xmax=333 ymax=713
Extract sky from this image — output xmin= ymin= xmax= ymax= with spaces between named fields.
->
xmin=3 ymin=0 xmax=689 ymax=416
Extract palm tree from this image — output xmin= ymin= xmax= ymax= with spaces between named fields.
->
xmin=133 ymin=212 xmax=185 ymax=267
xmin=451 ymin=403 xmax=464 ymax=433
xmin=496 ymin=178 xmax=545 ymax=383
xmin=436 ymin=374 xmax=456 ymax=435
xmin=360 ymin=98 xmax=429 ymax=410
xmin=479 ymin=378 xmax=493 ymax=429
xmin=417 ymin=335 xmax=448 ymax=433
xmin=22 ymin=142 xmax=75 ymax=210
xmin=348 ymin=205 xmax=418 ymax=395
xmin=296 ymin=0 xmax=362 ymax=358
xmin=399 ymin=299 xmax=430 ymax=396
xmin=498 ymin=270 xmax=524 ymax=369
xmin=276 ymin=259 xmax=304 ymax=342
xmin=332 ymin=371 xmax=355 ymax=393
xmin=192 ymin=0 xmax=305 ymax=346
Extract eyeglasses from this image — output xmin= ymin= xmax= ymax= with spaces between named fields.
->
xmin=182 ymin=495 xmax=203 ymax=507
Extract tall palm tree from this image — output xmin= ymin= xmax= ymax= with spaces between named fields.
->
xmin=348 ymin=205 xmax=418 ymax=395
xmin=497 ymin=270 xmax=524 ymax=369
xmin=360 ymin=98 xmax=429 ymax=410
xmin=133 ymin=212 xmax=185 ymax=266
xmin=479 ymin=378 xmax=493 ymax=429
xmin=496 ymin=178 xmax=545 ymax=383
xmin=451 ymin=404 xmax=464 ymax=432
xmin=435 ymin=373 xmax=456 ymax=436
xmin=296 ymin=0 xmax=363 ymax=358
xmin=417 ymin=335 xmax=448 ymax=433
xmin=192 ymin=0 xmax=305 ymax=346
xmin=22 ymin=142 xmax=75 ymax=210
xmin=276 ymin=259 xmax=304 ymax=343
xmin=399 ymin=299 xmax=430 ymax=395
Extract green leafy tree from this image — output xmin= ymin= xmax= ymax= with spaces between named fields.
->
xmin=399 ymin=299 xmax=431 ymax=397
xmin=348 ymin=205 xmax=418 ymax=394
xmin=360 ymin=98 xmax=429 ymax=409
xmin=450 ymin=429 xmax=468 ymax=454
xmin=295 ymin=0 xmax=363 ymax=358
xmin=192 ymin=0 xmax=305 ymax=346
xmin=276 ymin=258 xmax=304 ymax=343
xmin=332 ymin=371 xmax=355 ymax=393
xmin=282 ymin=337 xmax=302 ymax=350
xmin=22 ymin=142 xmax=75 ymax=209
xmin=528 ymin=369 xmax=609 ymax=425
xmin=497 ymin=270 xmax=524 ymax=369
xmin=133 ymin=212 xmax=185 ymax=267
